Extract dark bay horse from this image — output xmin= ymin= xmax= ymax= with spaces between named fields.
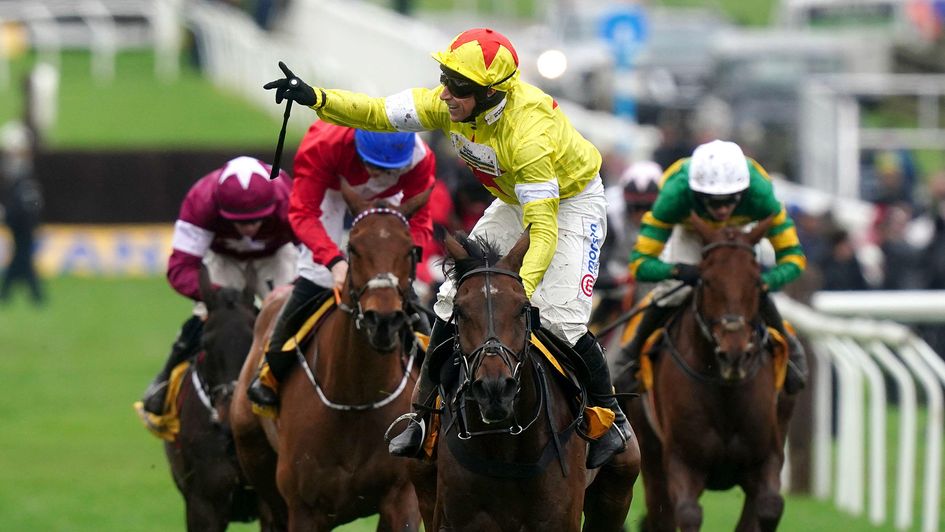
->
xmin=411 ymin=230 xmax=639 ymax=531
xmin=165 ymin=267 xmax=262 ymax=531
xmin=231 ymin=183 xmax=430 ymax=531
xmin=622 ymin=215 xmax=796 ymax=532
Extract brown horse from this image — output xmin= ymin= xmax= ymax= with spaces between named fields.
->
xmin=165 ymin=267 xmax=263 ymax=531
xmin=410 ymin=230 xmax=639 ymax=531
xmin=622 ymin=215 xmax=796 ymax=532
xmin=231 ymin=184 xmax=430 ymax=531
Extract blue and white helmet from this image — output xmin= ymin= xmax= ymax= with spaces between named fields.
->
xmin=354 ymin=130 xmax=415 ymax=169
xmin=688 ymin=140 xmax=750 ymax=196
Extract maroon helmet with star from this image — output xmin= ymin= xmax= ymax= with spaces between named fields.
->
xmin=214 ymin=156 xmax=279 ymax=220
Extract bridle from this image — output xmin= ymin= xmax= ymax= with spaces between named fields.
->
xmin=293 ymin=206 xmax=421 ymax=411
xmin=665 ymin=240 xmax=768 ymax=385
xmin=448 ymin=264 xmax=543 ymax=439
xmin=335 ymin=206 xmax=421 ymax=331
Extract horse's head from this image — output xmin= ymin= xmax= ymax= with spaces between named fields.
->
xmin=197 ymin=266 xmax=257 ymax=409
xmin=689 ymin=214 xmax=772 ymax=382
xmin=340 ymin=181 xmax=432 ymax=352
xmin=445 ymin=229 xmax=535 ymax=424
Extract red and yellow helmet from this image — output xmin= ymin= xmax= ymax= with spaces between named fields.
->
xmin=432 ymin=28 xmax=520 ymax=91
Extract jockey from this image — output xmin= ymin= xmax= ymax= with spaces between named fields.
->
xmin=615 ymin=140 xmax=809 ymax=395
xmin=138 ymin=156 xmax=298 ymax=418
xmin=246 ymin=123 xmax=436 ymax=409
xmin=263 ymin=27 xmax=631 ymax=468
xmin=602 ymin=160 xmax=662 ymax=283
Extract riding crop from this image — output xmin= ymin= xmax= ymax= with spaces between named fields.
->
xmin=595 ymin=283 xmax=688 ymax=338
xmin=268 ymin=83 xmax=296 ymax=180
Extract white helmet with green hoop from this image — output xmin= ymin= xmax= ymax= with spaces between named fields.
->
xmin=688 ymin=140 xmax=750 ymax=196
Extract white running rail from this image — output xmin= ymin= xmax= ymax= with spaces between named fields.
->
xmin=775 ymin=293 xmax=944 ymax=531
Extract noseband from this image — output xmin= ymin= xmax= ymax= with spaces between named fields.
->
xmin=337 ymin=207 xmax=419 ymax=330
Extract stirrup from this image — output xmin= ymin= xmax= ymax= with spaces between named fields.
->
xmin=386 ymin=413 xmax=427 ymax=458
xmin=247 ymin=377 xmax=279 ymax=407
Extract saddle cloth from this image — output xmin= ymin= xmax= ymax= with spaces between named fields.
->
xmin=133 ymin=358 xmax=194 ymax=442
xmin=635 ymin=325 xmax=790 ymax=392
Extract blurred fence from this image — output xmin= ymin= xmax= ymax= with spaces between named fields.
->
xmin=0 ymin=0 xmax=182 ymax=84
xmin=777 ymin=293 xmax=945 ymax=531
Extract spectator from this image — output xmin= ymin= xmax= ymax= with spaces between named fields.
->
xmin=819 ymin=227 xmax=870 ymax=291
xmin=874 ymin=204 xmax=924 ymax=290
xmin=0 ymin=120 xmax=44 ymax=306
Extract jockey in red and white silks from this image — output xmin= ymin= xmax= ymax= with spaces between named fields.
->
xmin=290 ymin=121 xmax=435 ymax=289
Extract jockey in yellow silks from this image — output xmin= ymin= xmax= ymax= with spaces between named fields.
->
xmin=254 ymin=28 xmax=629 ymax=469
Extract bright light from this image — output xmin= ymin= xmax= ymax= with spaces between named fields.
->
xmin=536 ymin=49 xmax=567 ymax=80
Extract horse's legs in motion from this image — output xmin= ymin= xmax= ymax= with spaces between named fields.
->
xmin=666 ymin=453 xmax=706 ymax=532
xmin=376 ymin=480 xmax=421 ymax=532
xmin=583 ymin=437 xmax=641 ymax=532
xmin=183 ymin=493 xmax=227 ymax=532
xmin=735 ymin=456 xmax=785 ymax=532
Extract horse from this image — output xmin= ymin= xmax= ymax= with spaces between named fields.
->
xmin=230 ymin=183 xmax=430 ymax=531
xmin=620 ymin=215 xmax=796 ymax=532
xmin=164 ymin=266 xmax=264 ymax=531
xmin=410 ymin=230 xmax=640 ymax=532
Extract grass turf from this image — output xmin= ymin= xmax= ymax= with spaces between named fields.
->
xmin=0 ymin=275 xmax=922 ymax=530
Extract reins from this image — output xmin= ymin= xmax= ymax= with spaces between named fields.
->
xmin=438 ymin=261 xmax=582 ymax=478
xmin=296 ymin=205 xmax=419 ymax=411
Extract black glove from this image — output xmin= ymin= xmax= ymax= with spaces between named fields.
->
xmin=672 ymin=263 xmax=700 ymax=285
xmin=263 ymin=61 xmax=318 ymax=107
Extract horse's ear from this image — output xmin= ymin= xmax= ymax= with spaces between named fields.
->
xmin=746 ymin=216 xmax=774 ymax=245
xmin=198 ymin=264 xmax=215 ymax=310
xmin=500 ymin=225 xmax=531 ymax=273
xmin=689 ymin=212 xmax=715 ymax=243
xmin=339 ymin=179 xmax=368 ymax=216
xmin=399 ymin=186 xmax=434 ymax=219
xmin=444 ymin=231 xmax=469 ymax=261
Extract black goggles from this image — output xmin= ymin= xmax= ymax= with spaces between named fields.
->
xmin=697 ymin=192 xmax=742 ymax=209
xmin=439 ymin=72 xmax=481 ymax=98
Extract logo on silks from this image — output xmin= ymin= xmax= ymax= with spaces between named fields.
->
xmin=581 ymin=221 xmax=602 ymax=298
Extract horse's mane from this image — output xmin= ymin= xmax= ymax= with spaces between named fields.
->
xmin=443 ymin=233 xmax=504 ymax=283
xmin=214 ymin=287 xmax=246 ymax=310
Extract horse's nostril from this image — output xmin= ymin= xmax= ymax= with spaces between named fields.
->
xmin=362 ymin=311 xmax=379 ymax=328
xmin=501 ymin=377 xmax=517 ymax=397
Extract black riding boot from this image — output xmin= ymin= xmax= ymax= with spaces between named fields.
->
xmin=387 ymin=317 xmax=456 ymax=458
xmin=141 ymin=315 xmax=204 ymax=415
xmin=247 ymin=277 xmax=328 ymax=407
xmin=760 ymin=294 xmax=808 ymax=394
xmin=575 ymin=332 xmax=632 ymax=469
xmin=614 ymin=303 xmax=675 ymax=392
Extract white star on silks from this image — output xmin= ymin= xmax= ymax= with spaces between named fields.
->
xmin=219 ymin=156 xmax=270 ymax=188
xmin=221 ymin=236 xmax=267 ymax=253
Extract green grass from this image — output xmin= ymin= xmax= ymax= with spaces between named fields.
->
xmin=0 ymin=275 xmax=924 ymax=530
xmin=0 ymin=51 xmax=306 ymax=150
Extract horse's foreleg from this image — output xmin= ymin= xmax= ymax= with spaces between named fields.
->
xmin=665 ymin=453 xmax=706 ymax=532
xmin=377 ymin=479 xmax=421 ymax=532
xmin=736 ymin=456 xmax=785 ymax=532
xmin=408 ymin=460 xmax=437 ymax=529
xmin=583 ymin=432 xmax=640 ymax=532
xmin=184 ymin=494 xmax=227 ymax=532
